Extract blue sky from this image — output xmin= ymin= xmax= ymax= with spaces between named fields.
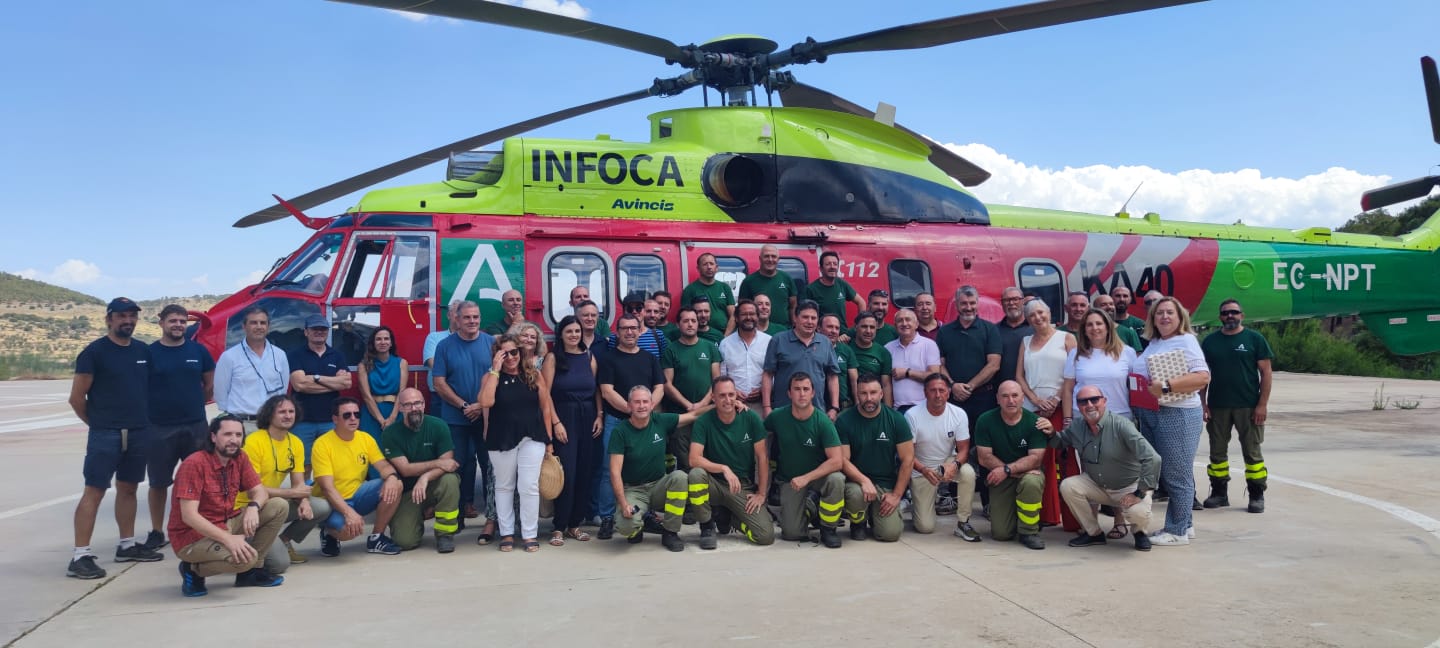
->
xmin=4 ymin=0 xmax=1438 ymax=299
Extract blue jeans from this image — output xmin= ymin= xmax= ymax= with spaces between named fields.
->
xmin=291 ymin=421 xmax=330 ymax=467
xmin=1150 ymin=406 xmax=1203 ymax=535
xmin=449 ymin=422 xmax=496 ymax=518
xmin=323 ymin=478 xmax=382 ymax=530
xmin=590 ymin=415 xmax=622 ymax=519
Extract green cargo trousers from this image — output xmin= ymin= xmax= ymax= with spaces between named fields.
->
xmin=391 ymin=472 xmax=461 ymax=550
xmin=778 ymin=472 xmax=845 ymax=542
xmin=988 ymin=472 xmax=1044 ymax=541
xmin=615 ymin=470 xmax=689 ymax=539
xmin=686 ymin=468 xmax=775 ymax=545
xmin=1206 ymin=407 xmax=1267 ymax=487
xmin=842 ymin=482 xmax=903 ymax=542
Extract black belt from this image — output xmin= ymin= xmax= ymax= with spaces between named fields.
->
xmin=229 ymin=414 xmax=257 ymax=421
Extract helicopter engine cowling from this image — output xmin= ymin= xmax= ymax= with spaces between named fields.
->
xmin=703 ymin=153 xmax=766 ymax=208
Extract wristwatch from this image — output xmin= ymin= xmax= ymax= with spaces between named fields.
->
xmin=312 ymin=374 xmax=320 ymax=384
xmin=246 ymin=502 xmax=260 ymax=509
xmin=1161 ymin=380 xmax=1172 ymax=395
xmin=1003 ymin=464 xmax=1012 ymax=477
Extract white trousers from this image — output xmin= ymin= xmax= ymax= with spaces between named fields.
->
xmin=490 ymin=438 xmax=545 ymax=539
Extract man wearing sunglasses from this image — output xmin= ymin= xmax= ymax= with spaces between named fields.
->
xmin=1046 ymin=386 xmax=1159 ymax=552
xmin=312 ymin=398 xmax=406 ymax=557
xmin=1199 ymin=299 xmax=1274 ymax=514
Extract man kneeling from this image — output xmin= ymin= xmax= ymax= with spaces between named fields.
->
xmin=1047 ymin=386 xmax=1159 ymax=552
xmin=610 ymin=386 xmax=710 ymax=551
xmin=170 ymin=415 xmax=288 ymax=597
xmin=687 ymin=377 xmax=775 ymax=549
xmin=381 ymin=388 xmax=462 ymax=553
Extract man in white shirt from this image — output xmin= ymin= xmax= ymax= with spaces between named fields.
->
xmin=904 ymin=373 xmax=980 ymax=542
xmin=885 ymin=309 xmax=941 ymax=411
xmin=718 ymin=300 xmax=771 ymax=405
xmin=213 ymin=307 xmax=290 ymax=433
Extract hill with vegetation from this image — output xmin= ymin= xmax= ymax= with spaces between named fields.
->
xmin=0 ymin=271 xmax=103 ymax=305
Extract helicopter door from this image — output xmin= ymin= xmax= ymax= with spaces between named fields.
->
xmin=329 ymin=232 xmax=435 ymax=374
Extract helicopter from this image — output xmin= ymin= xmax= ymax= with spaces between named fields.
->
xmin=190 ymin=0 xmax=1440 ymax=381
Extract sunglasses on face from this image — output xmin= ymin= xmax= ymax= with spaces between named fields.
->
xmin=503 ymin=349 xmax=519 ymax=357
xmin=338 ymin=411 xmax=360 ymax=420
xmin=1077 ymin=396 xmax=1104 ymax=405
xmin=1221 ymin=310 xmax=1242 ymax=316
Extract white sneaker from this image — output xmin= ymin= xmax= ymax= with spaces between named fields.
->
xmin=1149 ymin=531 xmax=1190 ymax=546
xmin=1186 ymin=526 xmax=1195 ymax=539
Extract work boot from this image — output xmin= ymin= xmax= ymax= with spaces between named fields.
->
xmin=597 ymin=517 xmax=616 ymax=540
xmin=435 ymin=533 xmax=455 ymax=554
xmin=819 ymin=526 xmax=842 ymax=549
xmin=1247 ymin=482 xmax=1266 ymax=514
xmin=1203 ymin=478 xmax=1230 ymax=508
xmin=643 ymin=512 xmax=667 ymax=535
xmin=1018 ymin=534 xmax=1046 ymax=550
xmin=661 ymin=530 xmax=685 ymax=552
xmin=698 ymin=521 xmax=718 ymax=550
xmin=849 ymin=519 xmax=869 ymax=541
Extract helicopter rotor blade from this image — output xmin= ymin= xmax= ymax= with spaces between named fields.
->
xmin=771 ymin=0 xmax=1205 ymax=66
xmin=778 ymin=82 xmax=991 ymax=187
xmin=1361 ymin=176 xmax=1440 ymax=212
xmin=234 ymin=88 xmax=655 ymax=228
xmin=328 ymin=0 xmax=688 ymax=62
xmin=1421 ymin=56 xmax=1439 ymax=145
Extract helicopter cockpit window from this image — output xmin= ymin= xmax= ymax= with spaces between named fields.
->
xmin=1018 ymin=262 xmax=1064 ymax=321
xmin=340 ymin=238 xmax=392 ymax=299
xmin=778 ymin=257 xmax=809 ymax=286
xmin=548 ymin=251 xmax=609 ymax=326
xmin=264 ymin=232 xmax=343 ymax=295
xmin=714 ymin=256 xmax=748 ymax=295
xmin=385 ymin=236 xmax=432 ymax=300
xmin=619 ymin=255 xmax=666 ymax=301
xmin=887 ymin=259 xmax=931 ymax=309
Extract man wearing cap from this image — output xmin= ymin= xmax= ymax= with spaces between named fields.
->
xmin=611 ymin=291 xmax=667 ymax=357
xmin=681 ymin=252 xmax=736 ymax=334
xmin=67 ymin=297 xmax=165 ymax=579
xmin=141 ymin=304 xmax=215 ymax=553
xmin=484 ymin=289 xmax=527 ymax=335
xmin=214 ymin=306 xmax=290 ymax=432
xmin=287 ymin=314 xmax=350 ymax=475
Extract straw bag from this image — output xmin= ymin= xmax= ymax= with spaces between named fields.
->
xmin=539 ymin=452 xmax=564 ymax=500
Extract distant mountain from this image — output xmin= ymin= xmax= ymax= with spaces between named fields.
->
xmin=0 ymin=272 xmax=102 ymax=305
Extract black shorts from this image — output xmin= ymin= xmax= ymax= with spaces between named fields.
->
xmin=83 ymin=427 xmax=150 ymax=489
xmin=146 ymin=421 xmax=208 ymax=487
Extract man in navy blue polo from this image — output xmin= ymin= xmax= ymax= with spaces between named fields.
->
xmin=287 ymin=315 xmax=351 ymax=476
xmin=141 ymin=304 xmax=215 ymax=552
xmin=67 ymin=297 xmax=165 ymax=579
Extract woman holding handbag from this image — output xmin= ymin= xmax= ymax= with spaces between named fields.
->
xmin=479 ymin=335 xmax=564 ymax=553
xmin=542 ymin=315 xmax=602 ymax=546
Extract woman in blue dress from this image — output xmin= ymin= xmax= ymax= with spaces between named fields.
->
xmin=359 ymin=326 xmax=407 ymax=435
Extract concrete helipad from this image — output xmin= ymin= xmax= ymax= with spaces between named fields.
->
xmin=1 ymin=373 xmax=1438 ymax=648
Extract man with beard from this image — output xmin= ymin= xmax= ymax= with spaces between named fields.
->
xmin=662 ymin=308 xmax=722 ymax=470
xmin=740 ymin=245 xmax=798 ymax=327
xmin=974 ymin=381 xmax=1052 ymax=549
xmin=861 ymin=290 xmax=899 ymax=346
xmin=847 ymin=312 xmax=894 ymax=407
xmin=766 ymin=374 xmax=846 ymax=548
xmin=484 ymin=289 xmax=527 ymax=335
xmin=141 ymin=304 xmax=215 ymax=552
xmin=1110 ymin=286 xmax=1147 ymax=341
xmin=837 ymin=375 xmax=915 ymax=543
xmin=762 ymin=301 xmax=841 ymax=419
xmin=171 ymin=414 xmax=289 ymax=596
xmin=691 ymin=297 xmax=726 ymax=344
xmin=1200 ymin=299 xmax=1274 ymax=514
xmin=806 ymin=251 xmax=866 ymax=321
xmin=1048 ymin=386 xmax=1158 ymax=552
xmin=67 ymin=297 xmax=164 ymax=579
xmin=719 ymin=300 xmax=771 ymax=406
xmin=653 ymin=290 xmax=676 ymax=340
xmin=914 ymin=292 xmax=942 ymax=341
xmin=686 ymin=376 xmax=775 ymax=548
xmin=1063 ymin=291 xmax=1091 ymax=337
xmin=993 ymin=287 xmax=1033 ymax=386
xmin=381 ymin=388 xmax=462 ymax=553
xmin=753 ymin=294 xmax=789 ymax=336
xmin=682 ymin=252 xmax=736 ymax=334
xmin=1092 ymin=293 xmax=1143 ymax=352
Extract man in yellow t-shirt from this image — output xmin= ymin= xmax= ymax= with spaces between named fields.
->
xmin=236 ymin=395 xmax=332 ymax=572
xmin=311 ymin=398 xmax=404 ymax=557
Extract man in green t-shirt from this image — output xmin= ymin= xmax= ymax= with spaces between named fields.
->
xmin=753 ymin=294 xmax=789 ymax=336
xmin=837 ymin=375 xmax=914 ymax=542
xmin=380 ymin=388 xmax=461 ymax=553
xmin=608 ymin=386 xmax=712 ymax=551
xmin=973 ymin=381 xmax=1052 ymax=549
xmin=805 ymin=250 xmax=866 ymax=321
xmin=681 ymin=252 xmax=736 ymax=334
xmin=1200 ymin=299 xmax=1274 ymax=514
xmin=848 ymin=312 xmax=894 ymax=406
xmin=687 ymin=377 xmax=774 ymax=549
xmin=739 ymin=245 xmax=798 ymax=326
xmin=691 ymin=298 xmax=726 ymax=344
xmin=662 ymin=308 xmax=722 ymax=471
xmin=822 ymin=314 xmax=859 ymax=408
xmin=1110 ymin=286 xmax=1147 ymax=342
xmin=1093 ymin=294 xmax=1143 ymax=353
xmin=764 ymin=373 xmax=845 ymax=548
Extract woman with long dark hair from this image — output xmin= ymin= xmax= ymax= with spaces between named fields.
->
xmin=541 ymin=315 xmax=603 ymax=545
xmin=358 ymin=326 xmax=407 ymax=435
xmin=478 ymin=334 xmax=562 ymax=553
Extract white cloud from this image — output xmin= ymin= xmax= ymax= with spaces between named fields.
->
xmin=235 ymin=269 xmax=266 ymax=289
xmin=947 ymin=143 xmax=1389 ymax=230
xmin=387 ymin=10 xmax=431 ymax=23
xmin=390 ymin=1 xmax=589 ymax=23
xmin=18 ymin=259 xmax=104 ymax=286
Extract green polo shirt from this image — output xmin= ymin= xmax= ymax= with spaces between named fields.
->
xmin=661 ymin=337 xmax=722 ymax=408
xmin=764 ymin=322 xmax=789 ymax=336
xmin=849 ymin=341 xmax=892 ymax=380
xmin=1200 ymin=328 xmax=1273 ymax=409
xmin=973 ymin=409 xmax=1047 ymax=465
xmin=835 ymin=343 xmax=858 ymax=405
xmin=765 ymin=406 xmax=840 ymax=481
xmin=380 ymin=414 xmax=454 ymax=490
xmin=608 ymin=412 xmax=680 ymax=485
xmin=936 ymin=318 xmax=1002 ymax=384
xmin=681 ymin=280 xmax=735 ymax=332
xmin=692 ymin=409 xmax=766 ymax=481
xmin=739 ymin=271 xmax=799 ymax=325
xmin=836 ymin=406 xmax=913 ymax=489
xmin=805 ymin=278 xmax=858 ymax=320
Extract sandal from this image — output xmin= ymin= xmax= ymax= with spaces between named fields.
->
xmin=549 ymin=531 xmax=566 ymax=547
xmin=564 ymin=528 xmax=591 ymax=542
xmin=498 ymin=536 xmax=515 ymax=552
xmin=476 ymin=520 xmax=496 ymax=545
xmin=523 ymin=539 xmax=540 ymax=553
xmin=1107 ymin=523 xmax=1130 ymax=540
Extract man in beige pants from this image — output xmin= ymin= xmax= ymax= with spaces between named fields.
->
xmin=1047 ymin=386 xmax=1160 ymax=552
xmin=903 ymin=373 xmax=980 ymax=542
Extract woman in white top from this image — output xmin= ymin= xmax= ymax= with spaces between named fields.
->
xmin=1061 ymin=308 xmax=1139 ymax=539
xmin=1014 ymin=299 xmax=1076 ymax=530
xmin=1131 ymin=296 xmax=1210 ymax=547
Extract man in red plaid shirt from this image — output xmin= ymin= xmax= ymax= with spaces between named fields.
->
xmin=168 ymin=414 xmax=289 ymax=597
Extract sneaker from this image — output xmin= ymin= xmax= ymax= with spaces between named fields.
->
xmin=177 ymin=561 xmax=206 ymax=597
xmin=1192 ymin=498 xmax=1204 ymax=511
xmin=1149 ymin=531 xmax=1189 ymax=546
xmin=320 ymin=533 xmax=341 ymax=557
xmin=661 ymin=530 xmax=685 ymax=552
xmin=698 ymin=522 xmax=718 ymax=550
xmin=1018 ymin=534 xmax=1046 ymax=550
xmin=819 ymin=526 xmax=842 ymax=549
xmin=141 ymin=530 xmax=169 ymax=551
xmin=597 ymin=517 xmax=616 ymax=540
xmin=1133 ymin=531 xmax=1152 ymax=552
xmin=436 ymin=534 xmax=455 ymax=554
xmin=849 ymin=519 xmax=869 ymax=541
xmin=934 ymin=495 xmax=958 ymax=516
xmin=285 ymin=540 xmax=308 ymax=564
xmin=1187 ymin=526 xmax=1195 ymax=539
xmin=67 ymin=555 xmax=106 ymax=580
xmin=234 ymin=567 xmax=284 ymax=588
xmin=1068 ymin=532 xmax=1107 ymax=547
xmin=626 ymin=530 xmax=644 ymax=545
xmin=115 ymin=543 xmax=164 ymax=563
xmin=366 ymin=533 xmax=401 ymax=555
xmin=953 ymin=521 xmax=982 ymax=543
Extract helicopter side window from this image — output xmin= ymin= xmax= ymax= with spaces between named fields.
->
xmin=547 ymin=251 xmax=609 ymax=326
xmin=714 ymin=256 xmax=748 ymax=296
xmin=384 ymin=235 xmax=432 ymax=300
xmin=265 ymin=232 xmax=344 ymax=296
xmin=887 ymin=259 xmax=931 ymax=309
xmin=778 ymin=257 xmax=809 ymax=285
xmin=340 ymin=238 xmax=393 ymax=299
xmin=1018 ymin=262 xmax=1064 ymax=323
xmin=619 ymin=254 xmax=666 ymax=300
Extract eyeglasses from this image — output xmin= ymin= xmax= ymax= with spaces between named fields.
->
xmin=1220 ymin=309 xmax=1243 ymax=316
xmin=338 ymin=411 xmax=360 ymax=420
xmin=399 ymin=401 xmax=425 ymax=410
xmin=1077 ymin=396 xmax=1104 ymax=405
xmin=617 ymin=325 xmax=640 ymax=332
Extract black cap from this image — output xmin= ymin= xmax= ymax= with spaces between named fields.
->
xmin=106 ymin=297 xmax=141 ymax=314
xmin=622 ymin=290 xmax=648 ymax=306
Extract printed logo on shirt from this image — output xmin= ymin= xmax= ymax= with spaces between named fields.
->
xmin=186 ymin=359 xmax=200 ymax=364
xmin=358 ymin=452 xmax=369 ymax=464
xmin=742 ymin=432 xmax=752 ymax=442
xmin=136 ymin=360 xmax=148 ymax=364
xmin=699 ymin=352 xmax=710 ymax=360
xmin=803 ymin=436 xmax=815 ymax=447
xmin=946 ymin=430 xmax=955 ymax=438
xmin=877 ymin=430 xmax=889 ymax=441
xmin=1018 ymin=438 xmax=1029 ymax=449
xmin=653 ymin=433 xmax=663 ymax=443
xmin=1235 ymin=344 xmax=1248 ymax=352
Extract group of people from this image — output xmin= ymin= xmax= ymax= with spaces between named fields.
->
xmin=66 ymin=247 xmax=1274 ymax=596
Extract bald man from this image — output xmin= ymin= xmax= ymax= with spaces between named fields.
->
xmin=739 ymin=244 xmax=799 ymax=327
xmin=380 ymin=388 xmax=461 ymax=553
xmin=973 ymin=381 xmax=1052 ymax=549
xmin=484 ymin=289 xmax=526 ymax=335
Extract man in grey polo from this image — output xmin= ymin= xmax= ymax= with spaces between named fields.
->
xmin=1047 ymin=386 xmax=1159 ymax=552
xmin=761 ymin=301 xmax=841 ymax=421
